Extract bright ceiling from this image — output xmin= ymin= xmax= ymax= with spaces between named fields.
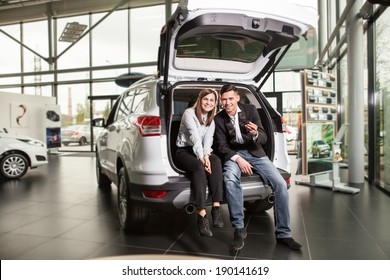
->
xmin=0 ymin=0 xmax=174 ymax=26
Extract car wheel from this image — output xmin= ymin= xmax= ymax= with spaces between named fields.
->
xmin=96 ymin=152 xmax=111 ymax=188
xmin=79 ymin=137 xmax=87 ymax=146
xmin=0 ymin=153 xmax=29 ymax=179
xmin=117 ymin=167 xmax=148 ymax=231
xmin=244 ymin=194 xmax=274 ymax=213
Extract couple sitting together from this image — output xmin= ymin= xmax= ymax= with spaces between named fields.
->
xmin=175 ymin=83 xmax=301 ymax=251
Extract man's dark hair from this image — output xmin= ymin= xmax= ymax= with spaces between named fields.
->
xmin=220 ymin=84 xmax=238 ymax=95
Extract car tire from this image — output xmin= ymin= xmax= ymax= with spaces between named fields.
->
xmin=79 ymin=137 xmax=87 ymax=146
xmin=244 ymin=194 xmax=274 ymax=213
xmin=0 ymin=153 xmax=29 ymax=180
xmin=96 ymin=152 xmax=111 ymax=189
xmin=117 ymin=167 xmax=148 ymax=231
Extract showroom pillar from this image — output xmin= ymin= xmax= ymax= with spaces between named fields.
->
xmin=165 ymin=0 xmax=172 ymax=22
xmin=317 ymin=0 xmax=327 ymax=58
xmin=347 ymin=0 xmax=365 ymax=184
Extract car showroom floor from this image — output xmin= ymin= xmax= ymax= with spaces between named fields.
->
xmin=0 ymin=152 xmax=389 ymax=260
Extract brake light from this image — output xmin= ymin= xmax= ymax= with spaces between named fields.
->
xmin=136 ymin=116 xmax=161 ymax=137
xmin=285 ymin=177 xmax=291 ymax=186
xmin=281 ymin=117 xmax=287 ymax=133
xmin=143 ymin=190 xmax=167 ymax=199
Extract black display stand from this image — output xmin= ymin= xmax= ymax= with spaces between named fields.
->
xmin=296 ymin=70 xmax=359 ymax=194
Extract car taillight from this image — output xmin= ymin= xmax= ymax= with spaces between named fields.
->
xmin=285 ymin=177 xmax=291 ymax=186
xmin=281 ymin=117 xmax=287 ymax=133
xmin=136 ymin=116 xmax=161 ymax=137
xmin=143 ymin=190 xmax=167 ymax=199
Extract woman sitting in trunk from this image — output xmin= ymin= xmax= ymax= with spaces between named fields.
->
xmin=175 ymin=88 xmax=224 ymax=236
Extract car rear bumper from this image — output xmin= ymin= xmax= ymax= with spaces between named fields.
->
xmin=128 ymin=174 xmax=274 ymax=211
xmin=61 ymin=137 xmax=82 ymax=142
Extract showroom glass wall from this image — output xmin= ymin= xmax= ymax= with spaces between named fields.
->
xmin=264 ymin=1 xmax=390 ymax=193
xmin=328 ymin=1 xmax=389 ymax=193
xmin=359 ymin=3 xmax=390 ymax=193
xmin=375 ymin=7 xmax=390 ymax=193
xmin=0 ymin=4 xmax=166 ymax=152
xmin=0 ymin=1 xmax=318 ymax=154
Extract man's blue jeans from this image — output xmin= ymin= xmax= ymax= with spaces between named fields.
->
xmin=223 ymin=150 xmax=291 ymax=238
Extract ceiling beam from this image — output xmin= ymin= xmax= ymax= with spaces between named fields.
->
xmin=0 ymin=0 xmax=173 ymax=26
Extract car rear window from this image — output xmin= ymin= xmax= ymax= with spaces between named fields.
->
xmin=176 ymin=35 xmax=265 ymax=63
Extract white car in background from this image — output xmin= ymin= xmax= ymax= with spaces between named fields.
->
xmin=285 ymin=125 xmax=298 ymax=142
xmin=0 ymin=129 xmax=48 ymax=180
xmin=61 ymin=125 xmax=91 ymax=146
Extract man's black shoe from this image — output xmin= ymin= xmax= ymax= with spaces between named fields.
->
xmin=276 ymin=237 xmax=302 ymax=250
xmin=232 ymin=228 xmax=247 ymax=250
xmin=211 ymin=206 xmax=224 ymax=228
xmin=197 ymin=214 xmax=213 ymax=237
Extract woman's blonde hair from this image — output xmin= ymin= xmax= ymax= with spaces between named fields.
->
xmin=193 ymin=88 xmax=218 ymax=126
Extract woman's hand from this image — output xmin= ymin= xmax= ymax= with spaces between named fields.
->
xmin=203 ymin=155 xmax=212 ymax=174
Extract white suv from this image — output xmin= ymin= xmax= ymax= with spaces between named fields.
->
xmin=93 ymin=0 xmax=316 ymax=230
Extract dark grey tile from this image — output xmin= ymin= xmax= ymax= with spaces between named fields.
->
xmin=0 ymin=200 xmax=39 ymax=214
xmin=54 ymin=204 xmax=107 ymax=219
xmin=0 ymin=233 xmax=50 ymax=259
xmin=304 ymin=219 xmax=372 ymax=241
xmin=14 ymin=238 xmax=103 ymax=260
xmin=235 ymin=233 xmax=309 ymax=260
xmin=92 ymin=211 xmax=121 ymax=224
xmin=87 ymin=244 xmax=168 ymax=260
xmin=358 ymin=221 xmax=390 ymax=247
xmin=46 ymin=193 xmax=93 ymax=204
xmin=0 ymin=154 xmax=389 ymax=260
xmin=296 ymin=188 xmax=358 ymax=221
xmin=0 ymin=213 xmax=44 ymax=233
xmin=11 ymin=216 xmax=85 ymax=237
xmin=348 ymin=201 xmax=390 ymax=228
xmin=60 ymin=220 xmax=121 ymax=243
xmin=166 ymin=250 xmax=234 ymax=260
xmin=245 ymin=215 xmax=276 ymax=235
xmin=112 ymin=229 xmax=183 ymax=251
xmin=308 ymin=237 xmax=387 ymax=260
xmin=246 ymin=215 xmax=306 ymax=239
xmin=169 ymin=226 xmax=235 ymax=257
xmin=13 ymin=202 xmax=73 ymax=217
xmin=379 ymin=241 xmax=390 ymax=259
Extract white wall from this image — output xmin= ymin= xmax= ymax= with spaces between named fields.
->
xmin=0 ymin=91 xmax=57 ymax=142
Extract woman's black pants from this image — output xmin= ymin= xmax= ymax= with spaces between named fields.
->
xmin=175 ymin=148 xmax=223 ymax=210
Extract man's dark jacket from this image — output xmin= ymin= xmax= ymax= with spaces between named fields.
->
xmin=213 ymin=103 xmax=268 ymax=162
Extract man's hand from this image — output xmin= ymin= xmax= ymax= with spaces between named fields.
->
xmin=245 ymin=121 xmax=258 ymax=137
xmin=236 ymin=157 xmax=253 ymax=175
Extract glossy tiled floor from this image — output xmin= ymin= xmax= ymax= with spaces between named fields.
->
xmin=0 ymin=153 xmax=389 ymax=260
